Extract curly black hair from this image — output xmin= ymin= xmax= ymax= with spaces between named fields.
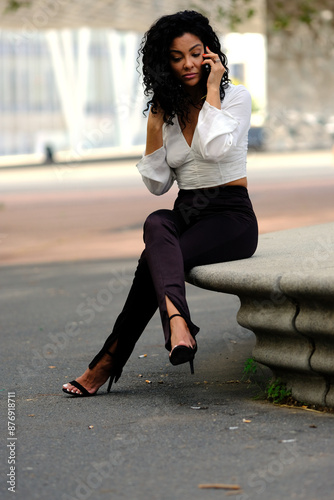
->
xmin=138 ymin=10 xmax=230 ymax=126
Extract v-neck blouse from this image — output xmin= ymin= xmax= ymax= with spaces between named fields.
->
xmin=137 ymin=84 xmax=252 ymax=195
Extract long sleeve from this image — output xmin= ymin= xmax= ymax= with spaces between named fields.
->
xmin=136 ymin=145 xmax=176 ymax=195
xmin=192 ymin=85 xmax=252 ymax=161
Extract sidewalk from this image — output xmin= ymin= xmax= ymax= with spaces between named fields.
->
xmin=0 ymin=147 xmax=333 ymax=170
xmin=1 ymin=257 xmax=334 ymax=500
xmin=0 ymin=146 xmax=145 ymax=170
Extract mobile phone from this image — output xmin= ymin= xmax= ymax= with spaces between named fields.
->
xmin=203 ymin=55 xmax=211 ymax=73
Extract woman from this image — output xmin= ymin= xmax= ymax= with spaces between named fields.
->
xmin=62 ymin=10 xmax=258 ymax=397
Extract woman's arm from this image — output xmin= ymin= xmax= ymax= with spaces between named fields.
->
xmin=193 ymin=85 xmax=252 ymax=161
xmin=195 ymin=47 xmax=251 ymax=161
xmin=137 ymin=106 xmax=176 ymax=195
xmin=202 ymin=46 xmax=226 ymax=110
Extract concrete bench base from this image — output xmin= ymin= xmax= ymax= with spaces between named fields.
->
xmin=187 ymin=222 xmax=334 ymax=407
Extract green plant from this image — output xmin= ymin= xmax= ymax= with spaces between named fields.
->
xmin=266 ymin=378 xmax=292 ymax=404
xmin=4 ymin=1 xmax=31 ymax=13
xmin=242 ymin=358 xmax=292 ymax=404
xmin=243 ymin=357 xmax=258 ymax=378
xmin=242 ymin=357 xmax=267 ymax=399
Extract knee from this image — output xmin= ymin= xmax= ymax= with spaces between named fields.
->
xmin=143 ymin=210 xmax=177 ymax=241
xmin=144 ymin=210 xmax=172 ymax=232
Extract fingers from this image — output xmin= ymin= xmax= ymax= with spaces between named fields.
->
xmin=202 ymin=46 xmax=226 ymax=73
xmin=202 ymin=47 xmax=225 ymax=70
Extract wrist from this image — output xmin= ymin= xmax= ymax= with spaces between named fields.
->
xmin=206 ymin=84 xmax=220 ymax=95
xmin=206 ymin=86 xmax=221 ymax=109
xmin=147 ymin=120 xmax=163 ymax=131
xmin=147 ymin=116 xmax=164 ymax=132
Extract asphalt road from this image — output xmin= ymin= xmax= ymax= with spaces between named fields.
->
xmin=1 ymin=150 xmax=334 ymax=500
xmin=1 ymin=258 xmax=334 ymax=500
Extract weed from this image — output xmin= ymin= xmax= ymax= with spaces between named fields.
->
xmin=266 ymin=377 xmax=292 ymax=404
xmin=243 ymin=357 xmax=258 ymax=377
xmin=242 ymin=357 xmax=267 ymax=399
xmin=242 ymin=357 xmax=292 ymax=404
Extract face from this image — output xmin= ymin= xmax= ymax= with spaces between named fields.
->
xmin=169 ymin=33 xmax=204 ymax=88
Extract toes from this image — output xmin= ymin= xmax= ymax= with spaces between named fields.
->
xmin=63 ymin=383 xmax=82 ymax=395
xmin=70 ymin=385 xmax=81 ymax=394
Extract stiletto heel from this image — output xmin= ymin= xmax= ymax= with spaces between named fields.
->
xmin=107 ymin=374 xmax=114 ymax=393
xmin=168 ymin=314 xmax=197 ymax=374
xmin=105 ymin=350 xmax=123 ymax=393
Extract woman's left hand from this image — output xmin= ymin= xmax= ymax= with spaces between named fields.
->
xmin=202 ymin=46 xmax=226 ymax=89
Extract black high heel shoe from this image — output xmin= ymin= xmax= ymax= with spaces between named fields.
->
xmin=62 ymin=351 xmax=122 ymax=397
xmin=169 ymin=314 xmax=197 ymax=374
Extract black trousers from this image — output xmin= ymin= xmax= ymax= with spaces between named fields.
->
xmin=89 ymin=185 xmax=258 ymax=370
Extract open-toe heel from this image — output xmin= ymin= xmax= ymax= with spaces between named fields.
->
xmin=62 ymin=379 xmax=97 ymax=397
xmin=169 ymin=314 xmax=197 ymax=374
xmin=62 ymin=348 xmax=123 ymax=397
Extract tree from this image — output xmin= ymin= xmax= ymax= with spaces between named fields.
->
xmin=266 ymin=0 xmax=334 ymax=35
xmin=4 ymin=0 xmax=334 ymax=36
xmin=191 ymin=0 xmax=334 ymax=35
xmin=5 ymin=0 xmax=31 ymax=13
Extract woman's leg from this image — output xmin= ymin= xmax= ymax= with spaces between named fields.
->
xmin=166 ymin=295 xmax=196 ymax=352
xmin=64 ymin=191 xmax=258 ymax=394
xmin=142 ymin=196 xmax=258 ymax=348
xmin=89 ymin=252 xmax=159 ymax=369
xmin=143 ymin=209 xmax=200 ymax=351
xmin=63 ymin=252 xmax=159 ymax=395
xmin=167 ymin=186 xmax=258 ymax=355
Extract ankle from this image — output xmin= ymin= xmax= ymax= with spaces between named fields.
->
xmin=89 ymin=354 xmax=113 ymax=376
xmin=170 ymin=325 xmax=194 ymax=349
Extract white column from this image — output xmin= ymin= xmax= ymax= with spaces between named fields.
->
xmin=224 ymin=32 xmax=267 ymax=126
xmin=107 ymin=30 xmax=145 ymax=149
xmin=243 ymin=33 xmax=267 ymax=126
xmin=46 ymin=28 xmax=91 ymax=152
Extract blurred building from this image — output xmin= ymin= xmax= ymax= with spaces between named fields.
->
xmin=0 ymin=27 xmax=267 ymax=157
xmin=0 ymin=28 xmax=147 ymax=157
xmin=4 ymin=1 xmax=332 ymax=158
xmin=265 ymin=9 xmax=334 ymax=152
xmin=0 ymin=0 xmax=268 ymax=161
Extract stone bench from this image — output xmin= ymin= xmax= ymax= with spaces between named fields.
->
xmin=186 ymin=222 xmax=334 ymax=407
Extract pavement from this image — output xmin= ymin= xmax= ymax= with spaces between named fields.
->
xmin=1 ymin=150 xmax=334 ymax=500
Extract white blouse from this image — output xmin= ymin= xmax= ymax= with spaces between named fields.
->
xmin=136 ymin=84 xmax=252 ymax=195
